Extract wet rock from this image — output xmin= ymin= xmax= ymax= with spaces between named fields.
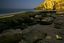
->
xmin=54 ymin=16 xmax=64 ymax=29
xmin=40 ymin=17 xmax=54 ymax=25
xmin=22 ymin=29 xmax=47 ymax=43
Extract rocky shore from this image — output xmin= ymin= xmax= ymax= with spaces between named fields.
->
xmin=0 ymin=11 xmax=64 ymax=43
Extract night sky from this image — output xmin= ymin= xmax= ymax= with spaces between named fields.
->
xmin=0 ymin=0 xmax=44 ymax=9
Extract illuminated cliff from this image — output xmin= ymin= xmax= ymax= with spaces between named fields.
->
xmin=35 ymin=0 xmax=64 ymax=11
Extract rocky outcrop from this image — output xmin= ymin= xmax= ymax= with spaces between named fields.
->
xmin=35 ymin=0 xmax=64 ymax=11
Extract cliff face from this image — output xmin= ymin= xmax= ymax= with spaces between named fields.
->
xmin=35 ymin=0 xmax=64 ymax=11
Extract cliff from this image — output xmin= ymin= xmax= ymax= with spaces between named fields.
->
xmin=35 ymin=0 xmax=64 ymax=11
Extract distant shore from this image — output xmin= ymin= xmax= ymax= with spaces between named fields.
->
xmin=0 ymin=10 xmax=43 ymax=16
xmin=0 ymin=11 xmax=26 ymax=16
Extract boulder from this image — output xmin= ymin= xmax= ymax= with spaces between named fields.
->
xmin=40 ymin=17 xmax=54 ymax=25
xmin=22 ymin=28 xmax=47 ymax=43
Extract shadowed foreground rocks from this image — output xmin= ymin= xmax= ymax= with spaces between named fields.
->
xmin=0 ymin=23 xmax=64 ymax=43
xmin=0 ymin=29 xmax=22 ymax=43
xmin=22 ymin=28 xmax=47 ymax=43
xmin=0 ymin=27 xmax=47 ymax=43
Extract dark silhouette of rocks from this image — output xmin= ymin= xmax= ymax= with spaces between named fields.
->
xmin=22 ymin=28 xmax=47 ymax=43
xmin=0 ymin=29 xmax=22 ymax=43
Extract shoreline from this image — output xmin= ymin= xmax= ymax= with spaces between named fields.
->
xmin=0 ymin=11 xmax=26 ymax=16
xmin=0 ymin=10 xmax=43 ymax=16
xmin=0 ymin=10 xmax=43 ymax=18
xmin=0 ymin=11 xmax=27 ymax=18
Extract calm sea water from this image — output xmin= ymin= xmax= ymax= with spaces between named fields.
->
xmin=0 ymin=9 xmax=34 ymax=14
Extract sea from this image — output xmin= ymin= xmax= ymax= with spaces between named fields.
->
xmin=0 ymin=8 xmax=34 ymax=15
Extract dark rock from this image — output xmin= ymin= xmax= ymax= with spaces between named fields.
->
xmin=22 ymin=29 xmax=47 ymax=43
xmin=19 ymin=40 xmax=26 ymax=43
xmin=0 ymin=29 xmax=22 ymax=43
xmin=54 ymin=16 xmax=64 ymax=29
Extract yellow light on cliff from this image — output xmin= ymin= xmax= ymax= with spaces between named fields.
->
xmin=35 ymin=0 xmax=64 ymax=11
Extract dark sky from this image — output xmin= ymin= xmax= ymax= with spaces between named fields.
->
xmin=0 ymin=0 xmax=44 ymax=9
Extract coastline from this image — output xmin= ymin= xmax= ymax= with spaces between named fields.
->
xmin=0 ymin=10 xmax=43 ymax=18
xmin=0 ymin=11 xmax=26 ymax=16
xmin=0 ymin=11 xmax=27 ymax=18
xmin=0 ymin=10 xmax=43 ymax=16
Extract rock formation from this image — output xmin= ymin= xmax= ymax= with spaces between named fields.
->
xmin=35 ymin=0 xmax=64 ymax=11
